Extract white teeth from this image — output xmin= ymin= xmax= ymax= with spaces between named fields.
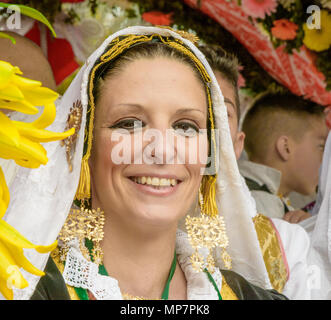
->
xmin=159 ymin=178 xmax=168 ymax=186
xmin=151 ymin=177 xmax=159 ymax=186
xmin=132 ymin=176 xmax=178 ymax=187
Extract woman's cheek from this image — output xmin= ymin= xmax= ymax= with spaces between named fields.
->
xmin=185 ymin=134 xmax=208 ymax=176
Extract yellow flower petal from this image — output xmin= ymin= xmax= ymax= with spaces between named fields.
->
xmin=0 ymin=219 xmax=57 ymax=258
xmin=0 ymin=83 xmax=24 ymax=102
xmin=0 ymin=61 xmax=21 ymax=90
xmin=0 ymin=220 xmax=57 ymax=300
xmin=0 ymin=240 xmax=28 ymax=289
xmin=31 ymin=102 xmax=56 ymax=129
xmin=14 ymin=159 xmax=41 ymax=169
xmin=20 ymin=86 xmax=58 ymax=106
xmin=0 ymin=167 xmax=10 ymax=219
xmin=0 ymin=201 xmax=7 ymax=220
xmin=11 ymin=74 xmax=42 ymax=88
xmin=0 ymin=111 xmax=20 ymax=147
xmin=0 ymin=278 xmax=14 ymax=300
xmin=0 ymin=136 xmax=48 ymax=167
xmin=13 ymin=121 xmax=75 ymax=143
xmin=0 ymin=99 xmax=39 ymax=114
xmin=0 ymin=219 xmax=42 ymax=250
xmin=35 ymin=240 xmax=58 ymax=254
xmin=4 ymin=241 xmax=45 ymax=276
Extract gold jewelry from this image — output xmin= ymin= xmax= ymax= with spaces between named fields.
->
xmin=185 ymin=187 xmax=231 ymax=273
xmin=58 ymin=204 xmax=105 ymax=264
xmin=158 ymin=26 xmax=200 ymax=44
xmin=122 ymin=293 xmax=161 ymax=300
xmin=61 ymin=100 xmax=83 ymax=172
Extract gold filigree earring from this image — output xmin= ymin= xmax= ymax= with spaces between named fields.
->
xmin=185 ymin=184 xmax=231 ymax=273
xmin=58 ymin=203 xmax=105 ymax=265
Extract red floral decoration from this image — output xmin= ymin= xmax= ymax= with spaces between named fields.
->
xmin=241 ymin=0 xmax=277 ymax=19
xmin=142 ymin=11 xmax=173 ymax=26
xmin=271 ymin=19 xmax=298 ymax=41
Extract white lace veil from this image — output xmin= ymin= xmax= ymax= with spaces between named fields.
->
xmin=2 ymin=26 xmax=272 ymax=300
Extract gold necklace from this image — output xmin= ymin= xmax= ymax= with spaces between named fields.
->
xmin=122 ymin=292 xmax=161 ymax=300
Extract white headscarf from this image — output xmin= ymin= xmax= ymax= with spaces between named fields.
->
xmin=2 ymin=26 xmax=272 ymax=300
xmin=309 ymin=131 xmax=331 ymax=299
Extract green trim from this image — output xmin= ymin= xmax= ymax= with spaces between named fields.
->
xmin=74 ymin=239 xmax=177 ymax=300
xmin=161 ymin=250 xmax=177 ymax=300
xmin=71 ymin=240 xmax=222 ymax=300
xmin=204 ymin=268 xmax=223 ymax=300
xmin=74 ymin=287 xmax=89 ymax=300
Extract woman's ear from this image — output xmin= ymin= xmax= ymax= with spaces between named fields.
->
xmin=233 ymin=131 xmax=245 ymax=160
xmin=275 ymin=135 xmax=291 ymax=161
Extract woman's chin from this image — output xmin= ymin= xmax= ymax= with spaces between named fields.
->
xmin=125 ymin=203 xmax=182 ymax=229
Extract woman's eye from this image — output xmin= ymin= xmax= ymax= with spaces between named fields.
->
xmin=173 ymin=122 xmax=199 ymax=137
xmin=110 ymin=119 xmax=144 ymax=130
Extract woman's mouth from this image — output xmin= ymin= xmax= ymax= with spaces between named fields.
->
xmin=128 ymin=176 xmax=181 ymax=195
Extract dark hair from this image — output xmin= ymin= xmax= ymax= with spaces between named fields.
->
xmin=198 ymin=44 xmax=240 ymax=122
xmin=242 ymin=92 xmax=325 ymax=160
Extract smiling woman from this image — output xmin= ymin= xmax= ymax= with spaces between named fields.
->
xmin=90 ymin=45 xmax=208 ymax=235
xmin=5 ymin=26 xmax=288 ymax=300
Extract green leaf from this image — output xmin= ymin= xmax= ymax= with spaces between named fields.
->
xmin=0 ymin=3 xmax=56 ymax=37
xmin=0 ymin=31 xmax=16 ymax=44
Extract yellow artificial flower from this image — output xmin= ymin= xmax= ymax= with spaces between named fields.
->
xmin=0 ymin=168 xmax=10 ymax=218
xmin=303 ymin=10 xmax=331 ymax=52
xmin=0 ymin=218 xmax=57 ymax=300
xmin=0 ymin=61 xmax=75 ymax=169
xmin=0 ymin=60 xmax=75 ymax=300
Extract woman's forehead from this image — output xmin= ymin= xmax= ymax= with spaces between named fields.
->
xmin=96 ymin=58 xmax=208 ymax=115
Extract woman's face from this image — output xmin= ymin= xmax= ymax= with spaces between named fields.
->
xmin=90 ymin=57 xmax=208 ymax=230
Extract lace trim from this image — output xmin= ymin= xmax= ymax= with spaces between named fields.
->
xmin=61 ymin=231 xmax=223 ymax=300
xmin=62 ymin=239 xmax=122 ymax=300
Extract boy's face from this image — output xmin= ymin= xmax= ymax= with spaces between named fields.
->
xmin=288 ymin=116 xmax=328 ymax=195
xmin=214 ymin=71 xmax=245 ymax=160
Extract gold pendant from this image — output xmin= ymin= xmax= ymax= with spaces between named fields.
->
xmin=58 ymin=206 xmax=105 ymax=264
xmin=185 ymin=214 xmax=231 ymax=273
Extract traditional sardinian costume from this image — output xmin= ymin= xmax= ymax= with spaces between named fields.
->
xmin=3 ymin=26 xmax=288 ymax=300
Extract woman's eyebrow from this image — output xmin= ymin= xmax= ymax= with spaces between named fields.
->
xmin=115 ymin=103 xmax=144 ymax=110
xmin=224 ymin=97 xmax=236 ymax=109
xmin=175 ymin=108 xmax=205 ymax=115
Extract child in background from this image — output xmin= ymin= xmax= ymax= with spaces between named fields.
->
xmin=179 ymin=45 xmax=312 ymax=299
xmin=239 ymin=93 xmax=328 ymax=223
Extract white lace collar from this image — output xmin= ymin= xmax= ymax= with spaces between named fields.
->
xmin=62 ymin=230 xmax=222 ymax=300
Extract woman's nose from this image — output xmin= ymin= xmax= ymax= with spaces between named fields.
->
xmin=141 ymin=128 xmax=178 ymax=165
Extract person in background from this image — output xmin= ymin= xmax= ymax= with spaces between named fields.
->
xmin=178 ymin=44 xmax=313 ymax=299
xmin=0 ymin=31 xmax=56 ymax=92
xmin=239 ymin=93 xmax=328 ymax=223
